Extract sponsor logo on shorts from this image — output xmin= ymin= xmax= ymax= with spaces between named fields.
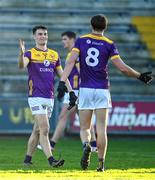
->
xmin=32 ymin=106 xmax=40 ymax=111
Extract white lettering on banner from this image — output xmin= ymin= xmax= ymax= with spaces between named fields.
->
xmin=123 ymin=114 xmax=135 ymax=126
xmin=134 ymin=114 xmax=147 ymax=127
xmin=108 ymin=103 xmax=155 ymax=127
xmin=113 ymin=104 xmax=135 ymax=114
xmin=108 ymin=114 xmax=124 ymax=126
xmin=147 ymin=114 xmax=155 ymax=126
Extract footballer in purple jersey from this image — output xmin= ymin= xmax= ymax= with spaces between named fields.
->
xmin=73 ymin=34 xmax=120 ymax=89
xmin=58 ymin=15 xmax=153 ymax=172
xmin=24 ymin=47 xmax=62 ymax=98
xmin=18 ymin=25 xmax=71 ymax=168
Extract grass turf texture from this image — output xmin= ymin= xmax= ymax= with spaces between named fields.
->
xmin=0 ymin=136 xmax=154 ymax=180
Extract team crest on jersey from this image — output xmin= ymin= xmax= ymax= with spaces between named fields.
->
xmin=44 ymin=60 xmax=50 ymax=67
xmin=86 ymin=39 xmax=91 ymax=44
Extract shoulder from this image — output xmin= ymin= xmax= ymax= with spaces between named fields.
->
xmin=25 ymin=48 xmax=37 ymax=56
xmin=47 ymin=48 xmax=59 ymax=59
xmin=26 ymin=47 xmax=35 ymax=53
xmin=48 ymin=48 xmax=58 ymax=54
xmin=79 ymin=34 xmax=114 ymax=44
xmin=102 ymin=36 xmax=114 ymax=44
xmin=48 ymin=48 xmax=59 ymax=55
xmin=80 ymin=34 xmax=91 ymax=38
xmin=74 ymin=34 xmax=91 ymax=45
xmin=66 ymin=52 xmax=71 ymax=60
xmin=24 ymin=48 xmax=33 ymax=58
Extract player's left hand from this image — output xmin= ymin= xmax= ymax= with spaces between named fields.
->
xmin=57 ymin=81 xmax=68 ymax=101
xmin=68 ymin=91 xmax=77 ymax=110
xmin=138 ymin=71 xmax=153 ymax=85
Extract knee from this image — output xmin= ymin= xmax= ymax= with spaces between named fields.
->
xmin=81 ymin=126 xmax=87 ymax=131
xmin=40 ymin=126 xmax=49 ymax=136
xmin=33 ymin=128 xmax=40 ymax=136
xmin=80 ymin=124 xmax=90 ymax=131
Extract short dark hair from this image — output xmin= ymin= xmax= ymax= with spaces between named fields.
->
xmin=91 ymin=14 xmax=108 ymax=31
xmin=61 ymin=31 xmax=76 ymax=39
xmin=32 ymin=25 xmax=48 ymax=34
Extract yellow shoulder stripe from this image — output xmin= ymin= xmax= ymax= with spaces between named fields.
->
xmin=80 ymin=34 xmax=113 ymax=44
xmin=56 ymin=65 xmax=62 ymax=70
xmin=111 ymin=55 xmax=121 ymax=60
xmin=72 ymin=48 xmax=80 ymax=53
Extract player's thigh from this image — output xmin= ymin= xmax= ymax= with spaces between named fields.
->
xmin=95 ymin=108 xmax=109 ymax=131
xmin=78 ymin=88 xmax=94 ymax=110
xmin=79 ymin=110 xmax=93 ymax=129
xmin=58 ymin=104 xmax=69 ymax=121
xmin=94 ymin=89 xmax=112 ymax=109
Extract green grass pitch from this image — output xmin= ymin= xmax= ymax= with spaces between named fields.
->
xmin=0 ymin=136 xmax=154 ymax=180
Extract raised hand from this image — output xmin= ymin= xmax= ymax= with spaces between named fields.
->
xmin=19 ymin=39 xmax=25 ymax=54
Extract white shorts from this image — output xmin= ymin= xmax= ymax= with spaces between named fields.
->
xmin=78 ymin=88 xmax=112 ymax=110
xmin=63 ymin=90 xmax=79 ymax=104
xmin=28 ymin=97 xmax=54 ymax=118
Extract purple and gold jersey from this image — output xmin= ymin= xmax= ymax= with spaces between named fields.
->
xmin=24 ymin=47 xmax=62 ymax=98
xmin=72 ymin=34 xmax=120 ymax=89
xmin=66 ymin=52 xmax=80 ymax=90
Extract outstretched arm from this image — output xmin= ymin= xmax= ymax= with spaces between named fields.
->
xmin=112 ymin=58 xmax=140 ymax=78
xmin=18 ymin=39 xmax=29 ymax=69
xmin=112 ymin=58 xmax=153 ymax=84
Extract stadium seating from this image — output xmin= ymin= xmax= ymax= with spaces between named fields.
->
xmin=0 ymin=0 xmax=155 ymax=99
xmin=132 ymin=16 xmax=155 ymax=59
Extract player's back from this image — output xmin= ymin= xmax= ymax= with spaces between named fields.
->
xmin=73 ymin=33 xmax=120 ymax=89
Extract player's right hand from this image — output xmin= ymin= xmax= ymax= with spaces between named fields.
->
xmin=57 ymin=81 xmax=68 ymax=101
xmin=138 ymin=71 xmax=153 ymax=85
xmin=19 ymin=39 xmax=25 ymax=54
